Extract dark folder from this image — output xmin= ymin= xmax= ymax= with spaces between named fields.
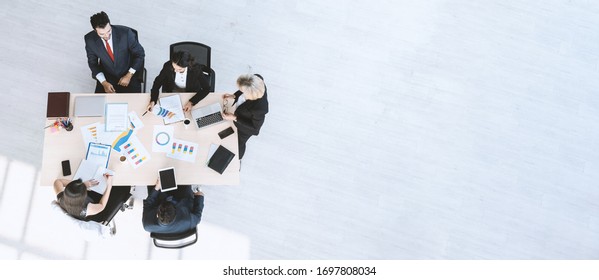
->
xmin=207 ymin=145 xmax=235 ymax=174
xmin=46 ymin=92 xmax=70 ymax=118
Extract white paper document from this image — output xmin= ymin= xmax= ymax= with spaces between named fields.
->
xmin=158 ymin=94 xmax=184 ymax=124
xmin=73 ymin=159 xmax=113 ymax=195
xmin=166 ymin=138 xmax=199 ymax=163
xmin=128 ymin=111 xmax=144 ymax=131
xmin=207 ymin=143 xmax=218 ymax=165
xmin=152 ymin=125 xmax=174 ymax=153
xmin=105 ymin=103 xmax=129 ymax=132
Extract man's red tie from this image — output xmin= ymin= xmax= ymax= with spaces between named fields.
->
xmin=105 ymin=39 xmax=114 ymax=61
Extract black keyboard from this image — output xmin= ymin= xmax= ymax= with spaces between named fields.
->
xmin=196 ymin=112 xmax=224 ymax=128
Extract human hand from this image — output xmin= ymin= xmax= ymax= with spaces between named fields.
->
xmin=118 ymin=72 xmax=133 ymax=87
xmin=147 ymin=101 xmax=155 ymax=112
xmin=154 ymin=178 xmax=160 ymax=190
xmin=222 ymin=94 xmax=235 ymax=100
xmin=101 ymin=81 xmax=116 ymax=93
xmin=222 ymin=112 xmax=236 ymax=121
xmin=103 ymin=173 xmax=113 ymax=185
xmin=83 ymin=179 xmax=99 ymax=188
xmin=183 ymin=101 xmax=193 ymax=113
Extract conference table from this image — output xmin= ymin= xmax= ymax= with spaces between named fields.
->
xmin=40 ymin=92 xmax=240 ymax=186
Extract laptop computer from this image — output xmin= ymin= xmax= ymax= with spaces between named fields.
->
xmin=74 ymin=96 xmax=105 ymax=117
xmin=191 ymin=102 xmax=225 ymax=129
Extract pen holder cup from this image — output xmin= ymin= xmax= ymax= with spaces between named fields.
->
xmin=65 ymin=123 xmax=73 ymax=131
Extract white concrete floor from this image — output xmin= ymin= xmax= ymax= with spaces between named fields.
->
xmin=0 ymin=0 xmax=598 ymax=260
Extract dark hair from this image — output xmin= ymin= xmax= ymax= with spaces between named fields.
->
xmin=90 ymin=11 xmax=110 ymax=29
xmin=157 ymin=201 xmax=176 ymax=225
xmin=170 ymin=51 xmax=195 ymax=68
xmin=59 ymin=179 xmax=88 ymax=218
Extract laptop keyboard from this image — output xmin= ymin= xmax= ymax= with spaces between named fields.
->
xmin=196 ymin=112 xmax=224 ymax=128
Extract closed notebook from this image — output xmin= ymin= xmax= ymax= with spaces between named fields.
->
xmin=46 ymin=92 xmax=70 ymax=118
xmin=207 ymin=145 xmax=235 ymax=174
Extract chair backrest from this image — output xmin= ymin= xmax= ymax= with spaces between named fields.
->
xmin=151 ymin=227 xmax=198 ymax=249
xmin=170 ymin=41 xmax=216 ymax=92
xmin=202 ymin=65 xmax=216 ymax=92
xmin=170 ymin=41 xmax=211 ymax=68
xmin=86 ymin=186 xmax=132 ymax=225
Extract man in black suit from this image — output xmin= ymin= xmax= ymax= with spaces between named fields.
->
xmin=143 ymin=183 xmax=204 ymax=234
xmin=84 ymin=11 xmax=145 ymax=93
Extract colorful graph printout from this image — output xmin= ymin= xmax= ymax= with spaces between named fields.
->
xmin=118 ymin=135 xmax=151 ymax=169
xmin=157 ymin=94 xmax=185 ymax=124
xmin=128 ymin=111 xmax=144 ymax=131
xmin=112 ymin=129 xmax=134 ymax=153
xmin=80 ymin=122 xmax=101 ymax=148
xmin=166 ymin=138 xmax=198 ymax=163
xmin=153 ymin=105 xmax=176 ymax=119
xmin=152 ymin=125 xmax=174 ymax=153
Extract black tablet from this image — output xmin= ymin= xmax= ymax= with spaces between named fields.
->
xmin=158 ymin=167 xmax=177 ymax=192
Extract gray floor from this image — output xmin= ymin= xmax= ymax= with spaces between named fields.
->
xmin=0 ymin=0 xmax=598 ymax=259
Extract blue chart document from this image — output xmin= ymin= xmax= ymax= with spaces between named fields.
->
xmin=72 ymin=143 xmax=113 ymax=194
xmin=86 ymin=142 xmax=111 ymax=168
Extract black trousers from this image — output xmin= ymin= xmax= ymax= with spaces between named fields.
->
xmin=237 ymin=131 xmax=252 ymax=160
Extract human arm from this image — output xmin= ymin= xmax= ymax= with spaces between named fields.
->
xmin=53 ymin=178 xmax=98 ymax=195
xmin=229 ymin=103 xmax=267 ymax=135
xmin=148 ymin=62 xmax=172 ymax=111
xmin=190 ymin=192 xmax=204 ymax=226
xmin=84 ymin=34 xmax=116 ymax=93
xmin=126 ymin=28 xmax=145 ymax=73
xmin=84 ymin=34 xmax=103 ymax=79
xmin=85 ymin=174 xmax=113 ymax=216
xmin=143 ymin=179 xmax=162 ymax=209
xmin=184 ymin=68 xmax=211 ymax=112
xmin=118 ymin=72 xmax=134 ymax=87
xmin=53 ymin=179 xmax=71 ymax=195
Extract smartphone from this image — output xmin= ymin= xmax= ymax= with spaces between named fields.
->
xmin=61 ymin=160 xmax=71 ymax=176
xmin=158 ymin=167 xmax=177 ymax=192
xmin=218 ymin=127 xmax=235 ymax=139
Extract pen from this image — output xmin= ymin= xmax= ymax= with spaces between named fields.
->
xmin=142 ymin=110 xmax=148 ymax=116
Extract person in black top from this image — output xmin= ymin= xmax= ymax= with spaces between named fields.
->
xmin=222 ymin=74 xmax=269 ymax=160
xmin=53 ymin=175 xmax=113 ymax=220
xmin=147 ymin=50 xmax=211 ymax=113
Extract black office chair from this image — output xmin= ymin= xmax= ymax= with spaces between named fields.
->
xmin=151 ymin=227 xmax=198 ymax=249
xmin=130 ymin=28 xmax=147 ymax=93
xmin=87 ymin=186 xmax=133 ymax=226
xmin=170 ymin=41 xmax=216 ymax=92
xmin=170 ymin=41 xmax=211 ymax=68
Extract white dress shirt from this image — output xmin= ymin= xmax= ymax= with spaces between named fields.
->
xmin=174 ymin=67 xmax=188 ymax=89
